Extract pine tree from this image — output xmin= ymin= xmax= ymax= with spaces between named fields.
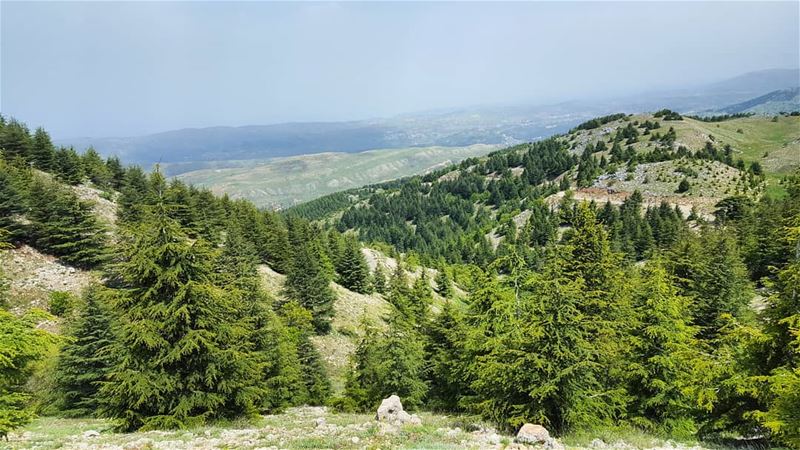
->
xmin=0 ymin=309 xmax=56 ymax=438
xmin=105 ymin=156 xmax=126 ymax=191
xmin=628 ymin=261 xmax=703 ymax=436
xmin=214 ymin=227 xmax=311 ymax=412
xmin=279 ymin=301 xmax=331 ymax=405
xmin=261 ymin=211 xmax=292 ymax=273
xmin=372 ymin=265 xmax=388 ymax=294
xmin=30 ymin=127 xmax=55 ymax=171
xmin=117 ymin=166 xmax=149 ymax=224
xmin=337 ymin=237 xmax=371 ymax=294
xmin=54 ymin=286 xmax=115 ymax=417
xmin=410 ymin=272 xmax=433 ymax=325
xmin=52 ymin=147 xmax=84 ymax=185
xmin=0 ymin=120 xmax=31 ymax=161
xmin=347 ymin=309 xmax=427 ymax=411
xmin=424 ymin=300 xmax=469 ymax=411
xmin=27 ymin=177 xmax=108 ymax=268
xmin=0 ymin=160 xmax=29 ymax=238
xmin=467 ymin=249 xmax=617 ymax=433
xmin=99 ymin=202 xmax=262 ymax=430
xmin=434 ymin=267 xmax=453 ymax=299
xmin=386 ymin=263 xmax=412 ymax=316
xmin=284 ymin=238 xmax=336 ymax=334
xmin=81 ymin=147 xmax=112 ymax=188
xmin=753 ymin=199 xmax=800 ymax=447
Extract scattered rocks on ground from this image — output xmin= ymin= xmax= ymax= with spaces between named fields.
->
xmin=82 ymin=430 xmax=100 ymax=439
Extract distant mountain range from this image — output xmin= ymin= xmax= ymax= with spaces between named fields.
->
xmin=56 ymin=68 xmax=799 ymax=170
xmin=716 ymin=87 xmax=800 ymax=114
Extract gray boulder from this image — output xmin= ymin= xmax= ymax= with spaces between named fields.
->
xmin=515 ymin=423 xmax=550 ymax=445
xmin=376 ymin=395 xmax=422 ymax=425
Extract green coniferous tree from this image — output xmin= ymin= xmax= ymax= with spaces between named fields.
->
xmin=0 ymin=161 xmax=30 ymax=238
xmin=81 ymin=147 xmax=112 ymax=188
xmin=30 ymin=127 xmax=55 ymax=171
xmin=0 ymin=309 xmax=56 ymax=438
xmin=628 ymin=261 xmax=703 ymax=436
xmin=283 ymin=238 xmax=336 ymax=334
xmin=371 ymin=265 xmax=388 ymax=295
xmin=27 ymin=177 xmax=108 ymax=268
xmin=99 ymin=202 xmax=262 ymax=430
xmin=424 ymin=300 xmax=469 ymax=411
xmin=0 ymin=120 xmax=32 ymax=161
xmin=347 ymin=309 xmax=427 ymax=411
xmin=52 ymin=147 xmax=84 ymax=185
xmin=410 ymin=272 xmax=433 ymax=325
xmin=337 ymin=237 xmax=371 ymax=294
xmin=279 ymin=301 xmax=331 ymax=405
xmin=117 ymin=166 xmax=149 ymax=225
xmin=105 ymin=156 xmax=126 ymax=191
xmin=54 ymin=286 xmax=115 ymax=417
xmin=752 ymin=198 xmax=800 ymax=447
xmin=434 ymin=267 xmax=453 ymax=299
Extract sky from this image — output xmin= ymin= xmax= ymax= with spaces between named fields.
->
xmin=1 ymin=1 xmax=798 ymax=138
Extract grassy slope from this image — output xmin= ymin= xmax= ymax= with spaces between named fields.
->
xmin=259 ymin=248 xmax=452 ymax=392
xmin=563 ymin=114 xmax=799 ymax=203
xmin=645 ymin=115 xmax=798 ymax=196
xmin=177 ymin=144 xmax=498 ymax=208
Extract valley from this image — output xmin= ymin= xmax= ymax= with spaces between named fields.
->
xmin=175 ymin=144 xmax=499 ymax=208
xmin=1 ymin=110 xmax=798 ymax=450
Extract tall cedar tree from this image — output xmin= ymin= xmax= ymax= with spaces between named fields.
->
xmin=347 ymin=308 xmax=427 ymax=411
xmin=434 ymin=268 xmax=453 ymax=299
xmin=27 ymin=177 xmax=108 ymax=268
xmin=0 ymin=309 xmax=56 ymax=438
xmin=99 ymin=202 xmax=262 ymax=430
xmin=53 ymin=147 xmax=84 ymax=185
xmin=337 ymin=237 xmax=371 ymax=294
xmin=0 ymin=160 xmax=30 ymax=238
xmin=372 ymin=265 xmax=388 ymax=294
xmin=279 ymin=301 xmax=331 ymax=405
xmin=424 ymin=300 xmax=469 ymax=411
xmin=215 ymin=224 xmax=308 ymax=412
xmin=284 ymin=230 xmax=336 ymax=334
xmin=0 ymin=119 xmax=31 ymax=160
xmin=628 ymin=261 xmax=704 ymax=436
xmin=30 ymin=127 xmax=55 ymax=171
xmin=753 ymin=181 xmax=800 ymax=447
xmin=54 ymin=286 xmax=115 ymax=417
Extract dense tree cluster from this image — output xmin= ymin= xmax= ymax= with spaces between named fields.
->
xmin=1 ymin=114 xmax=798 ymax=447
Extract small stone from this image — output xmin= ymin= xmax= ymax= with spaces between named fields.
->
xmin=351 ymin=436 xmax=360 ymax=444
xmin=545 ymin=437 xmax=565 ymax=450
xmin=486 ymin=433 xmax=501 ymax=445
xmin=82 ymin=430 xmax=100 ymax=439
xmin=315 ymin=417 xmax=326 ymax=428
xmin=515 ymin=423 xmax=549 ymax=445
xmin=591 ymin=438 xmax=607 ymax=448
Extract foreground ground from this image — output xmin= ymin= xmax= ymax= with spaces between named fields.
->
xmin=4 ymin=407 xmax=749 ymax=450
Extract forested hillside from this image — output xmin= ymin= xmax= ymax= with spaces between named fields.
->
xmin=1 ymin=113 xmax=799 ymax=448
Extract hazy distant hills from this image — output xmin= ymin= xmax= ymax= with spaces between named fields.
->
xmin=56 ymin=109 xmax=581 ymax=169
xmin=716 ymin=87 xmax=800 ymax=114
xmin=55 ymin=68 xmax=799 ymax=169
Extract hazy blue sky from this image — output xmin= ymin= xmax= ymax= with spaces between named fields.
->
xmin=2 ymin=1 xmax=798 ymax=138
